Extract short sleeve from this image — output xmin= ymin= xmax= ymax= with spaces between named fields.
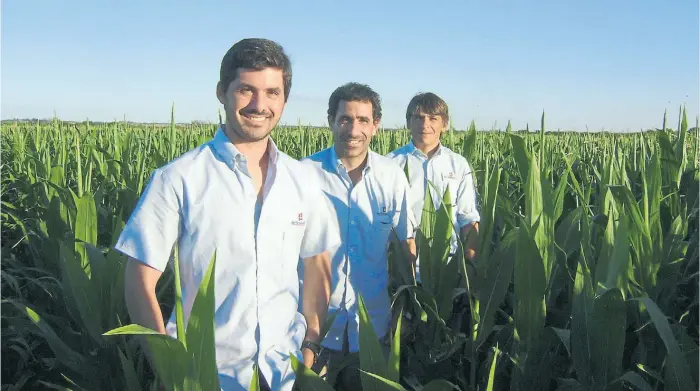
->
xmin=298 ymin=180 xmax=341 ymax=259
xmin=392 ymin=169 xmax=416 ymax=241
xmin=455 ymin=163 xmax=481 ymax=228
xmin=114 ymin=169 xmax=181 ymax=272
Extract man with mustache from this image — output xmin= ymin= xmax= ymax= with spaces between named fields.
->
xmin=387 ymin=92 xmax=481 ymax=282
xmin=115 ymin=38 xmax=339 ymax=391
xmin=300 ymin=82 xmax=417 ymax=390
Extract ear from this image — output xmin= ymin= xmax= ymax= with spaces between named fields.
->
xmin=372 ymin=119 xmax=381 ymax=135
xmin=216 ymin=81 xmax=227 ymax=105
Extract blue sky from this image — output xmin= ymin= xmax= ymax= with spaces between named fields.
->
xmin=2 ymin=0 xmax=698 ymax=131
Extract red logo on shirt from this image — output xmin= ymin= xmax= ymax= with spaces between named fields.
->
xmin=292 ymin=212 xmax=306 ymax=226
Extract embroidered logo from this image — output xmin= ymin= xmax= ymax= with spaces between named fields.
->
xmin=445 ymin=172 xmax=457 ymax=179
xmin=292 ymin=212 xmax=306 ymax=226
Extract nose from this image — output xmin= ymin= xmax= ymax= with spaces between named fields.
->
xmin=247 ymin=91 xmax=266 ymax=113
xmin=419 ymin=116 xmax=430 ymax=128
xmin=346 ymin=120 xmax=363 ymax=137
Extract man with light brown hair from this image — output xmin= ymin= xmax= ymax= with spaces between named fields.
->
xmin=387 ymin=92 xmax=480 ymax=281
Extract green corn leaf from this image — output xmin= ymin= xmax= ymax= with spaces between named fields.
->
xmin=599 ymin=216 xmax=631 ymax=296
xmin=386 ymin=308 xmax=402 ymax=383
xmin=58 ymin=241 xmax=102 ymax=343
xmin=509 ymin=134 xmax=530 ymax=185
xmin=358 ymin=294 xmax=388 ymax=389
xmin=118 ymin=348 xmax=144 ymax=391
xmin=420 ymin=379 xmax=461 ymax=391
xmin=290 ymin=355 xmax=336 ymax=391
xmin=632 ymin=297 xmax=695 ymax=391
xmin=418 ymin=183 xmax=435 ymax=291
xmin=358 ymin=370 xmax=408 ymax=391
xmin=9 ymin=300 xmax=86 ymax=373
xmin=103 ymin=324 xmax=193 ymax=391
xmin=474 ymin=229 xmax=516 ymax=349
xmin=249 ymin=363 xmax=260 ymax=391
xmin=485 ymin=344 xmax=500 ymax=391
xmin=571 ymin=259 xmax=594 ymax=388
xmin=73 ymin=191 xmax=98 ymax=276
xmin=615 ymin=371 xmax=654 ymax=391
xmin=186 ymin=251 xmax=220 ymax=390
xmin=591 ymin=288 xmax=626 ymax=390
xmin=553 ymin=379 xmax=585 ymax=391
xmin=513 ymin=220 xmax=546 ymax=359
xmin=510 ymin=327 xmax=562 ymax=391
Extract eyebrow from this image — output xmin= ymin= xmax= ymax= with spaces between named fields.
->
xmin=237 ymin=83 xmax=282 ymax=94
xmin=340 ymin=114 xmax=371 ymax=121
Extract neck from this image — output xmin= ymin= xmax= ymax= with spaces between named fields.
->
xmin=335 ymin=145 xmax=368 ymax=183
xmin=414 ymin=140 xmax=441 ymax=158
xmin=224 ymin=125 xmax=270 ymax=164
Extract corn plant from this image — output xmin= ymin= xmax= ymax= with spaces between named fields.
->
xmin=2 ymin=107 xmax=698 ymax=390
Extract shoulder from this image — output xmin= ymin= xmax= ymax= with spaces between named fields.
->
xmin=278 ymin=149 xmax=328 ymax=195
xmin=385 ymin=144 xmax=411 ymax=160
xmin=298 ymin=148 xmax=329 ymax=171
xmin=440 ymin=146 xmax=474 ymax=175
xmin=150 ymin=140 xmax=217 ymax=186
xmin=371 ymin=152 xmax=410 ymax=186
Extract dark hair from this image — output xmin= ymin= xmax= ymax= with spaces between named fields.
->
xmin=405 ymin=92 xmax=449 ymax=126
xmin=327 ymin=82 xmax=382 ymax=123
xmin=219 ymin=38 xmax=292 ymax=102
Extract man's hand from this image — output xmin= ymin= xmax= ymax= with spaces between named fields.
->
xmin=302 ymin=347 xmax=316 ymax=368
xmin=460 ymin=222 xmax=480 ymax=262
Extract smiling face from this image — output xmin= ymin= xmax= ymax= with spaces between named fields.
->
xmin=216 ymin=67 xmax=286 ymax=143
xmin=408 ymin=109 xmax=447 ymax=150
xmin=330 ymin=99 xmax=379 ymax=160
xmin=405 ymin=92 xmax=450 ymax=153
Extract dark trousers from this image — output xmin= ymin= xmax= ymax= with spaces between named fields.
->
xmin=309 ymin=324 xmax=390 ymax=391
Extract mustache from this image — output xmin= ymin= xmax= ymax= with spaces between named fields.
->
xmin=340 ymin=136 xmax=365 ymax=142
xmin=240 ymin=109 xmax=272 ymax=117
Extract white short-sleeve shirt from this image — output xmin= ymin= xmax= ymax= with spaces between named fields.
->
xmin=300 ymin=146 xmax=415 ymax=352
xmin=386 ymin=141 xmax=480 ymax=280
xmin=114 ymin=127 xmax=340 ymax=391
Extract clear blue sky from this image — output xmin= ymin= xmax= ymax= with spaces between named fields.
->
xmin=2 ymin=0 xmax=698 ymax=131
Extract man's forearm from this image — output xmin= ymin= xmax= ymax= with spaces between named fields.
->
xmin=125 ymin=259 xmax=166 ymax=333
xmin=302 ymin=252 xmax=332 ymax=342
xmin=124 ymin=259 xmax=166 ymax=367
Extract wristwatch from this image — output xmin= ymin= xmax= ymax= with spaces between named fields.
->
xmin=301 ymin=340 xmax=322 ymax=359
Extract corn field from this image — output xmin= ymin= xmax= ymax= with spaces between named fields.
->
xmin=1 ymin=108 xmax=698 ymax=391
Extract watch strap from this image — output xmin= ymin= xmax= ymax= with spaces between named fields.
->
xmin=301 ymin=340 xmax=322 ymax=357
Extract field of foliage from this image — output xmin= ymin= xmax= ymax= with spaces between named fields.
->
xmin=1 ymin=109 xmax=698 ymax=390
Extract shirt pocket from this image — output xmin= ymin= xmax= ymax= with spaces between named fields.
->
xmin=366 ymin=210 xmax=393 ymax=271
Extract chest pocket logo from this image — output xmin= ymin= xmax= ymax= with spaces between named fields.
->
xmin=441 ymin=172 xmax=459 ymax=207
xmin=374 ymin=206 xmax=393 ymax=230
xmin=291 ymin=212 xmax=306 ymax=226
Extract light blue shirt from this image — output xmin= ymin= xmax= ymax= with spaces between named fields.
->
xmin=114 ymin=127 xmax=340 ymax=391
xmin=300 ymin=146 xmax=415 ymax=352
xmin=387 ymin=141 xmax=480 ymax=280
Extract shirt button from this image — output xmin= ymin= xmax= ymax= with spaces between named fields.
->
xmin=349 ymin=246 xmax=356 ymax=253
xmin=350 ymin=220 xmax=356 ymax=225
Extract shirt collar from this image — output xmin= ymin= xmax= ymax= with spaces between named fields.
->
xmin=407 ymin=140 xmax=444 ymax=159
xmin=327 ymin=145 xmax=373 ymax=175
xmin=212 ymin=125 xmax=280 ymax=169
